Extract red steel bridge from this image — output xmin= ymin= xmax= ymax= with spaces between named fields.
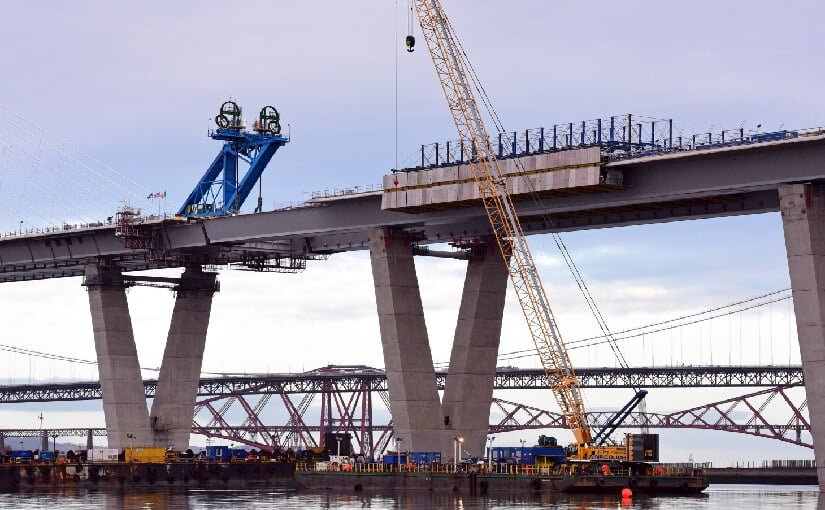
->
xmin=0 ymin=365 xmax=809 ymax=456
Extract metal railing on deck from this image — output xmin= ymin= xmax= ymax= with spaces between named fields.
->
xmin=296 ymin=461 xmax=704 ymax=477
xmin=397 ymin=117 xmax=825 ymax=172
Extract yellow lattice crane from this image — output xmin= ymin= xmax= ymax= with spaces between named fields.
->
xmin=409 ymin=0 xmax=595 ymax=450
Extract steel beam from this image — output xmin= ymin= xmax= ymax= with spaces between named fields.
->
xmin=0 ymin=365 xmax=804 ymax=403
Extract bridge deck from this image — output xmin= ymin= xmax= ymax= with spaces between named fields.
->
xmin=1 ymin=134 xmax=824 ymax=282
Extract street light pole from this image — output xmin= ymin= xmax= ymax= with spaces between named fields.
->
xmin=487 ymin=436 xmax=495 ymax=472
xmin=453 ymin=436 xmax=464 ymax=471
xmin=395 ymin=437 xmax=403 ymax=472
xmin=453 ymin=436 xmax=458 ymax=472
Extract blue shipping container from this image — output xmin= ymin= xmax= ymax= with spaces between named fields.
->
xmin=410 ymin=451 xmax=441 ymax=464
xmin=382 ymin=454 xmax=408 ymax=465
xmin=6 ymin=451 xmax=33 ymax=458
xmin=231 ymin=448 xmax=248 ymax=459
xmin=489 ymin=446 xmax=565 ymax=464
xmin=533 ymin=446 xmax=565 ymax=458
xmin=205 ymin=446 xmax=231 ymax=462
xmin=39 ymin=452 xmax=55 ymax=462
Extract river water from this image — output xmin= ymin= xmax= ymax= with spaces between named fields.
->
xmin=0 ymin=485 xmax=819 ymax=509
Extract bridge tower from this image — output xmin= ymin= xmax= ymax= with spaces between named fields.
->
xmin=780 ymin=183 xmax=825 ymax=488
xmin=368 ymin=230 xmax=509 ymax=458
xmin=84 ymin=262 xmax=219 ymax=450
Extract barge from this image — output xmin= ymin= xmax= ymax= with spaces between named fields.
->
xmin=0 ymin=446 xmax=296 ymax=491
xmin=294 ymin=462 xmax=708 ymax=495
xmin=0 ymin=460 xmax=295 ymax=491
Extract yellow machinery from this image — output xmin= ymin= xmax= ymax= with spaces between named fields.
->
xmin=410 ymin=0 xmax=632 ymax=461
xmin=124 ymin=447 xmax=167 ymax=464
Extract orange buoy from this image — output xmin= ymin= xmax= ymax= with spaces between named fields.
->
xmin=621 ymin=487 xmax=633 ymax=498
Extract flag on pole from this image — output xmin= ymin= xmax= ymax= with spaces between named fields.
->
xmin=146 ymin=191 xmax=167 ymax=199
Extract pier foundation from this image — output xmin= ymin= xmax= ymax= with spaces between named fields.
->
xmin=442 ymin=241 xmax=509 ymax=458
xmin=150 ymin=267 xmax=218 ymax=449
xmin=84 ymin=264 xmax=152 ymax=449
xmin=779 ymin=183 xmax=825 ymax=489
xmin=369 ymin=229 xmax=445 ymax=453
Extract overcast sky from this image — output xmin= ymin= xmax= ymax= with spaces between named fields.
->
xmin=1 ymin=1 xmax=823 ymax=462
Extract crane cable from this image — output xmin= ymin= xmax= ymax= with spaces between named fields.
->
xmin=440 ymin=15 xmax=632 ymax=375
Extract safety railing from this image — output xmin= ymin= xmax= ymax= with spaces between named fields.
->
xmin=310 ymin=184 xmax=384 ymax=200
xmin=296 ymin=460 xmax=707 ymax=478
xmin=403 ymin=114 xmax=674 ymax=170
xmin=396 ymin=118 xmax=825 ymax=172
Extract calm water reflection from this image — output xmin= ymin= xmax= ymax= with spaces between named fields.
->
xmin=0 ymin=485 xmax=819 ymax=509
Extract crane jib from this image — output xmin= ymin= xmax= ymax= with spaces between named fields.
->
xmin=413 ymin=0 xmax=593 ymax=446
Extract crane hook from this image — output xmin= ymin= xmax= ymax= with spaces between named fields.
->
xmin=405 ymin=0 xmax=415 ymax=52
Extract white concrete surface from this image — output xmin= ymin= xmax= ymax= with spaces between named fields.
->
xmin=369 ymin=229 xmax=446 ymax=453
xmin=442 ymin=242 xmax=509 ymax=458
xmin=779 ymin=183 xmax=825 ymax=489
xmin=85 ymin=264 xmax=152 ymax=449
xmin=150 ymin=267 xmax=217 ymax=450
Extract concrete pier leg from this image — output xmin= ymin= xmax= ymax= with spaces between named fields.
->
xmin=779 ymin=183 xmax=825 ymax=489
xmin=150 ymin=267 xmax=217 ymax=450
xmin=40 ymin=431 xmax=48 ymax=453
xmin=0 ymin=433 xmax=5 ymax=453
xmin=86 ymin=429 xmax=94 ymax=451
xmin=442 ymin=242 xmax=509 ymax=458
xmin=369 ymin=229 xmax=445 ymax=453
xmin=85 ymin=264 xmax=152 ymax=449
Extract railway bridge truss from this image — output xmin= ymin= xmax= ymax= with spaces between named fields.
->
xmin=0 ymin=365 xmax=809 ymax=455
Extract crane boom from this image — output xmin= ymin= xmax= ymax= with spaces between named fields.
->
xmin=412 ymin=0 xmax=592 ymax=446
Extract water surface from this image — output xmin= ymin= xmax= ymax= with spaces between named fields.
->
xmin=0 ymin=485 xmax=819 ymax=509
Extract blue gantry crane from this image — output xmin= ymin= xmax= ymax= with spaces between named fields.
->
xmin=178 ymin=100 xmax=288 ymax=218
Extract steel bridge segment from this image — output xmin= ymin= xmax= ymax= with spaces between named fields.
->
xmin=1 ymin=135 xmax=824 ymax=283
xmin=0 ymin=366 xmax=803 ymax=403
xmin=5 ymin=382 xmax=809 ymax=450
xmin=489 ymin=385 xmax=812 ymax=449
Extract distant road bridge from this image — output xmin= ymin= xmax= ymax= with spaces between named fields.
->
xmin=0 ymin=365 xmax=803 ymax=403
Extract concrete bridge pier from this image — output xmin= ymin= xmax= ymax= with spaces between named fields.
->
xmin=150 ymin=267 xmax=218 ymax=449
xmin=84 ymin=263 xmax=152 ymax=449
xmin=369 ymin=229 xmax=446 ymax=453
xmin=442 ymin=241 xmax=509 ymax=458
xmin=780 ymin=183 xmax=825 ymax=490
